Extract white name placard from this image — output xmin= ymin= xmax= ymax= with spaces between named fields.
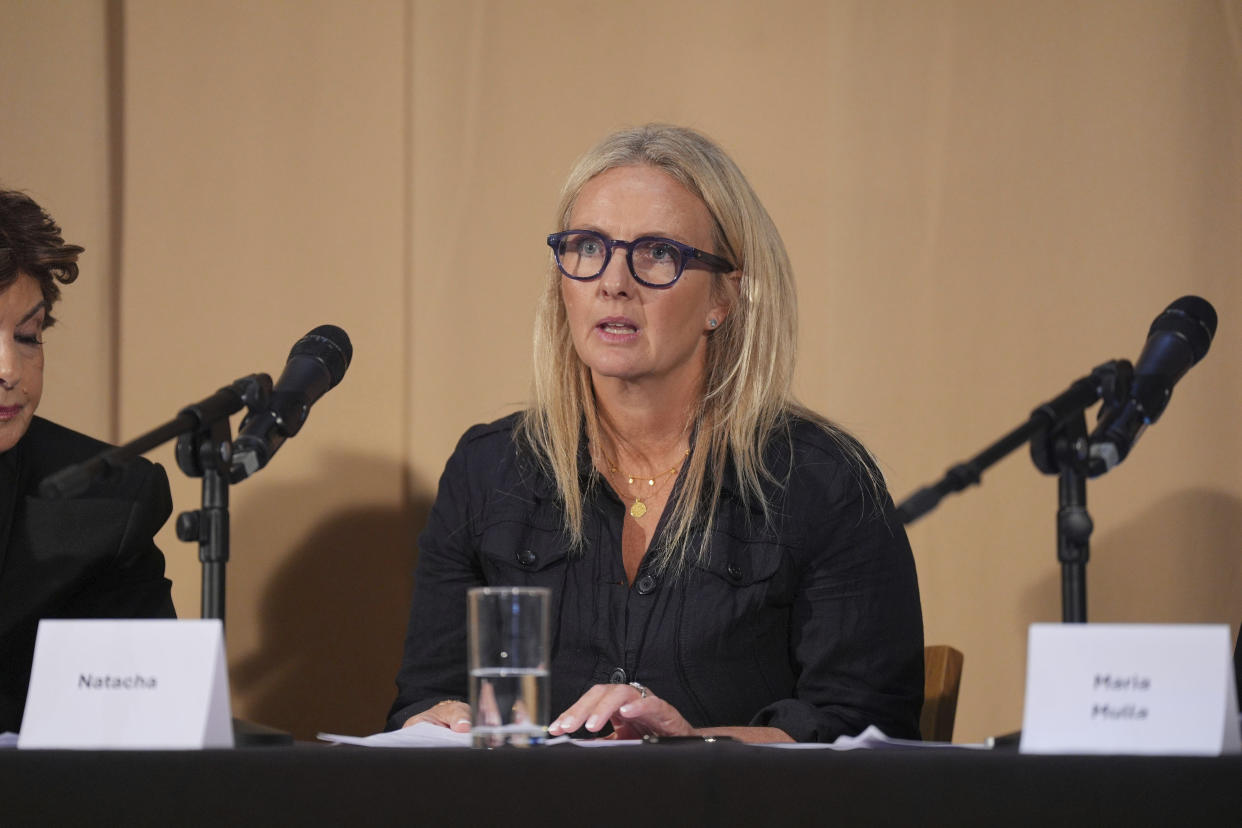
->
xmin=18 ymin=619 xmax=233 ymax=750
xmin=1020 ymin=623 xmax=1240 ymax=755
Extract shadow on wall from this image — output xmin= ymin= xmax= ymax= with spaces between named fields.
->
xmin=1020 ymin=488 xmax=1242 ymax=630
xmin=228 ymin=456 xmax=435 ymax=741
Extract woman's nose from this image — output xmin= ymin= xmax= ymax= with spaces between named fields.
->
xmin=0 ymin=343 xmax=20 ymax=389
xmin=597 ymin=252 xmax=634 ymax=297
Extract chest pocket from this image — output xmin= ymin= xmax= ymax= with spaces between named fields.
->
xmin=692 ymin=499 xmax=796 ymax=604
xmin=679 ymin=503 xmax=797 ymax=694
xmin=478 ymin=498 xmax=570 ymax=589
xmin=695 ymin=540 xmax=783 ymax=587
xmin=679 ymin=523 xmax=794 ymax=723
xmin=690 ymin=537 xmax=790 ymax=623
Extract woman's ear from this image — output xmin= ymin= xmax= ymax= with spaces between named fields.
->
xmin=707 ymin=270 xmax=741 ymax=330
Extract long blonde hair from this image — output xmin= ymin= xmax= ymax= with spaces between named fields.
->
xmin=518 ymin=124 xmax=871 ymax=575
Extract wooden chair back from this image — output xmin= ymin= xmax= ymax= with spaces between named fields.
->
xmin=921 ymin=644 xmax=964 ymax=742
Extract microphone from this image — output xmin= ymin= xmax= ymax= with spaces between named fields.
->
xmin=1088 ymin=296 xmax=1216 ymax=475
xmin=230 ymin=325 xmax=353 ymax=482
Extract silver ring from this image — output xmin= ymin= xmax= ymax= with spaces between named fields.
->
xmin=628 ymin=681 xmax=648 ymax=699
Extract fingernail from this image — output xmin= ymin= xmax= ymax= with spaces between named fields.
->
xmin=585 ymin=716 xmax=600 ymax=730
xmin=619 ymin=704 xmax=634 ymax=715
xmin=559 ymin=716 xmax=576 ymax=731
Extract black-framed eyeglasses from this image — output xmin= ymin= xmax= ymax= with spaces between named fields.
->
xmin=546 ymin=229 xmax=736 ymax=289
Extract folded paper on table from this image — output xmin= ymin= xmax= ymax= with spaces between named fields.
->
xmin=1020 ymin=623 xmax=1241 ymax=756
xmin=18 ymin=619 xmax=233 ymax=750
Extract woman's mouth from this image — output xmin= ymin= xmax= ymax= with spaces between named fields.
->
xmin=597 ymin=317 xmax=638 ymax=338
xmin=0 ymin=405 xmax=22 ymax=421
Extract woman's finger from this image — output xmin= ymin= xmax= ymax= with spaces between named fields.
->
xmin=548 ymin=682 xmax=645 ymax=735
xmin=403 ymin=699 xmax=472 ymax=732
xmin=612 ymin=696 xmax=695 ymax=738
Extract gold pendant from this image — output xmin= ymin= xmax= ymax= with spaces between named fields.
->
xmin=630 ymin=499 xmax=647 ymax=519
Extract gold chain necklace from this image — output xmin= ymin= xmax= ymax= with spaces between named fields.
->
xmin=605 ymin=449 xmax=690 ymax=520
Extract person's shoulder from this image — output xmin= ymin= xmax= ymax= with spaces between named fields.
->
xmin=454 ymin=411 xmax=524 ymax=456
xmin=768 ymin=408 xmax=888 ymax=501
xmin=775 ymin=411 xmax=907 ymax=554
xmin=443 ymin=411 xmax=549 ymax=497
xmin=25 ymin=416 xmax=112 ymax=469
xmin=25 ymin=416 xmax=164 ymax=500
xmin=444 ymin=411 xmax=535 ymax=475
xmin=777 ymin=409 xmax=872 ymax=468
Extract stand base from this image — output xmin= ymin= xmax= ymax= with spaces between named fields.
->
xmin=232 ymin=717 xmax=293 ymax=747
xmin=986 ymin=729 xmax=1022 ymax=750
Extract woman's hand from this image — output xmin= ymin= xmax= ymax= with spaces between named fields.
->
xmin=547 ymin=682 xmax=695 ymax=740
xmin=402 ymin=699 xmax=471 ymax=732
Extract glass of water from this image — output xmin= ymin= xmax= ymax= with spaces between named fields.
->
xmin=467 ymin=586 xmax=550 ymax=748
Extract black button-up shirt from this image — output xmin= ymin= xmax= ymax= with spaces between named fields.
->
xmin=388 ymin=413 xmax=924 ymax=742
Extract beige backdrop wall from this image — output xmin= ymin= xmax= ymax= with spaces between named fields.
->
xmin=2 ymin=0 xmax=1239 ymax=743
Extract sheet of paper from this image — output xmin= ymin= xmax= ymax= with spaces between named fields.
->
xmin=566 ymin=738 xmax=643 ymax=747
xmin=319 ymin=722 xmax=470 ymax=747
xmin=318 ymin=723 xmax=583 ymax=747
xmin=757 ymin=725 xmax=989 ymax=750
xmin=317 ymin=722 xmax=982 ymax=749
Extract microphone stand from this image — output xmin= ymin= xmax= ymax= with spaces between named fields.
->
xmin=1029 ymin=411 xmax=1093 ymax=623
xmin=40 ymin=374 xmax=270 ymax=621
xmin=39 ymin=374 xmax=292 ymax=745
xmin=896 ymin=360 xmax=1132 ymax=623
xmin=170 ymin=378 xmax=271 ymax=623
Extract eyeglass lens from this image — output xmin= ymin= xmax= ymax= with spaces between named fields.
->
xmin=555 ymin=232 xmax=683 ymax=285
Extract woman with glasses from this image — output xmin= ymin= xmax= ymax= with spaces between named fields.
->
xmin=389 ymin=125 xmax=923 ymax=743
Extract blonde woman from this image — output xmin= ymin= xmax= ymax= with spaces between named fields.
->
xmin=389 ymin=125 xmax=923 ymax=743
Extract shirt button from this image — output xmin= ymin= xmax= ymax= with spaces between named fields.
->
xmin=726 ymin=563 xmax=743 ymax=581
xmin=609 ymin=668 xmax=627 ymax=684
xmin=636 ymin=574 xmax=657 ymax=594
xmin=516 ymin=549 xmax=537 ymax=567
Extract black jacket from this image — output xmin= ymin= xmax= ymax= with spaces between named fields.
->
xmin=0 ymin=417 xmax=176 ymax=732
xmin=389 ymin=413 xmax=923 ymax=741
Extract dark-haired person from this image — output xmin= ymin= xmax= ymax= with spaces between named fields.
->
xmin=0 ymin=188 xmax=175 ymax=733
xmin=388 ymin=125 xmax=923 ymax=743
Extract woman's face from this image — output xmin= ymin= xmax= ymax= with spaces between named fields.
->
xmin=560 ymin=164 xmax=733 ymax=394
xmin=0 ymin=273 xmax=46 ymax=453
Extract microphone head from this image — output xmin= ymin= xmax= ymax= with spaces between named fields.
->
xmin=291 ymin=325 xmax=353 ymax=387
xmin=1089 ymin=296 xmax=1217 ymax=475
xmin=1150 ymin=296 xmax=1216 ymax=365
